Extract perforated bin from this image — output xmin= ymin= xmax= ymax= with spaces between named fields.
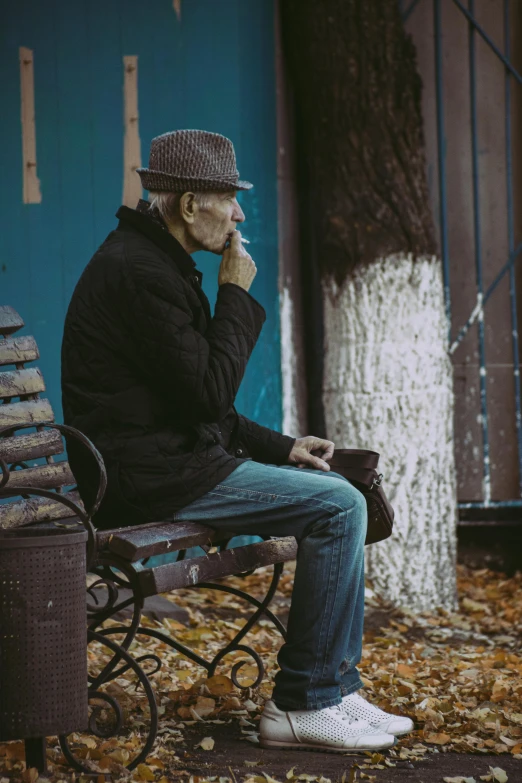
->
xmin=0 ymin=526 xmax=88 ymax=741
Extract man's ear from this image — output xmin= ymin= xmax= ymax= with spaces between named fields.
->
xmin=179 ymin=192 xmax=196 ymax=224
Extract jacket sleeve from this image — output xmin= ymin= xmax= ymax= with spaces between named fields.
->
xmin=228 ymin=407 xmax=296 ymax=465
xmin=123 ymin=252 xmax=266 ymax=423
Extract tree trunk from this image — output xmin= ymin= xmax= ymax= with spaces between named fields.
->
xmin=281 ymin=0 xmax=458 ymax=611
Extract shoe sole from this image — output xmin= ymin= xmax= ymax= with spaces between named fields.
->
xmin=259 ymin=737 xmax=397 ymax=753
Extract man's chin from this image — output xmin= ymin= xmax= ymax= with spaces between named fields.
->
xmin=198 ymin=240 xmax=228 ymax=255
xmin=216 ymin=240 xmax=230 ymax=255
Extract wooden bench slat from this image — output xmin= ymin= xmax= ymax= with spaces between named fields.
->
xmin=0 ymin=490 xmax=83 ymax=528
xmin=0 ymin=306 xmax=24 ymax=336
xmin=0 ymin=367 xmax=45 ymax=398
xmin=5 ymin=461 xmax=75 ymax=489
xmin=0 ymin=335 xmax=39 ymax=367
xmin=102 ymin=521 xmax=219 ymax=561
xmin=138 ymin=537 xmax=298 ymax=595
xmin=0 ymin=429 xmax=63 ymax=462
xmin=0 ymin=399 xmax=55 ymax=427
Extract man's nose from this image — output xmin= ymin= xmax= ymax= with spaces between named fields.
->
xmin=233 ymin=202 xmax=246 ymax=223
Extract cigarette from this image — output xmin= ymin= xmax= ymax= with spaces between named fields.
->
xmin=241 ymin=237 xmax=250 ymax=244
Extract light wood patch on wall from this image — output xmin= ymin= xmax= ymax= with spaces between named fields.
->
xmin=122 ymin=55 xmax=142 ymax=207
xmin=19 ymin=47 xmax=42 ymax=204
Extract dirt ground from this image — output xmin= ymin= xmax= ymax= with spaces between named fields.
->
xmin=171 ymin=721 xmax=522 ymax=782
xmin=1 ymin=564 xmax=521 ymax=783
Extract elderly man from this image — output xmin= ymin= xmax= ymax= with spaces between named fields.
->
xmin=61 ymin=130 xmax=412 ymax=753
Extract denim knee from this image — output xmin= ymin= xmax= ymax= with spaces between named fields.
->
xmin=335 ymin=485 xmax=367 ymax=541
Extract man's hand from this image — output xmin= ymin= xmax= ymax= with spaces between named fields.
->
xmin=218 ymin=230 xmax=257 ymax=292
xmin=287 ymin=436 xmax=335 ymax=471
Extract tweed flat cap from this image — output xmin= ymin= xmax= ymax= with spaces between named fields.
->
xmin=137 ymin=129 xmax=253 ymax=193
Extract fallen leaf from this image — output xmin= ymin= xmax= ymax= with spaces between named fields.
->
xmin=107 ymin=747 xmax=130 ymax=763
xmin=263 ymin=774 xmax=284 ymax=783
xmin=135 ymin=763 xmax=155 ymax=781
xmin=147 ymin=757 xmax=166 ymax=769
xmin=194 ymin=695 xmax=216 ymax=717
xmin=480 ymin=768 xmax=508 ymax=783
xmin=396 ymin=663 xmax=416 ymax=679
xmin=443 ymin=777 xmax=476 ymax=783
xmin=425 ymin=732 xmax=451 ymax=745
xmin=206 ymin=675 xmax=235 ymax=696
xmin=197 ymin=736 xmax=215 ymax=751
xmin=4 ymin=743 xmax=25 ymax=761
xmin=221 ymin=697 xmax=243 ymax=711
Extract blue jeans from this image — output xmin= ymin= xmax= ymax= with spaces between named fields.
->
xmin=173 ymin=460 xmax=367 ymax=711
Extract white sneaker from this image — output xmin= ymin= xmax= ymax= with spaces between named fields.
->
xmin=340 ymin=692 xmax=414 ymax=736
xmin=259 ymin=699 xmax=396 ymax=753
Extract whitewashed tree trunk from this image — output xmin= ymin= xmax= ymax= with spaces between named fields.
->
xmin=281 ymin=0 xmax=457 ymax=610
xmin=322 ymin=254 xmax=458 ymax=612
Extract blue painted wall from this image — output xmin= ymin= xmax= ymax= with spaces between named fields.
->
xmin=0 ymin=0 xmax=282 ymax=431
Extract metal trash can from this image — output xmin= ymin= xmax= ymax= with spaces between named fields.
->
xmin=0 ymin=526 xmax=88 ymax=742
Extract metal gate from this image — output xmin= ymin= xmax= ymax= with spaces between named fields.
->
xmin=401 ymin=0 xmax=522 ymax=514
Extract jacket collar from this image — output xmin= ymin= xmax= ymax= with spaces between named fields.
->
xmin=115 ymin=202 xmax=201 ymax=282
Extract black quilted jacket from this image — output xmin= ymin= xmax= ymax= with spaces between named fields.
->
xmin=61 ymin=204 xmax=295 ymax=528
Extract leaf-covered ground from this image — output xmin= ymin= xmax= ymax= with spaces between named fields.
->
xmin=1 ymin=564 xmax=521 ymax=783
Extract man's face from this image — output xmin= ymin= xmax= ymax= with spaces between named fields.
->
xmin=190 ymin=192 xmax=246 ymax=254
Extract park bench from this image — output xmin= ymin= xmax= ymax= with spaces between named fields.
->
xmin=0 ymin=304 xmax=297 ymax=772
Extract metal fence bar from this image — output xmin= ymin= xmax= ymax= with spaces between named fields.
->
xmin=460 ymin=500 xmax=522 ymax=509
xmin=403 ymin=0 xmax=424 ymax=22
xmin=449 ymin=241 xmax=522 ymax=354
xmin=452 ymin=0 xmax=522 ymax=84
xmin=468 ymin=0 xmax=491 ymax=505
xmin=434 ymin=0 xmax=452 ymax=339
xmin=504 ymin=0 xmax=522 ymax=496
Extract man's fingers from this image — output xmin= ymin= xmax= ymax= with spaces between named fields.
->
xmin=301 ymin=453 xmax=330 ymax=472
xmin=310 ymin=439 xmax=335 ymax=460
xmin=323 ymin=443 xmax=335 ymax=461
xmin=289 ymin=445 xmax=331 ymax=471
xmin=314 ymin=457 xmax=330 ymax=471
xmin=229 ymin=230 xmax=242 ymax=251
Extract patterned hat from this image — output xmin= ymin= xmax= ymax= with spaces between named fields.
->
xmin=137 ymin=129 xmax=253 ymax=193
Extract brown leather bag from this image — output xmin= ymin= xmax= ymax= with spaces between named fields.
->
xmin=328 ymin=449 xmax=394 ymax=546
